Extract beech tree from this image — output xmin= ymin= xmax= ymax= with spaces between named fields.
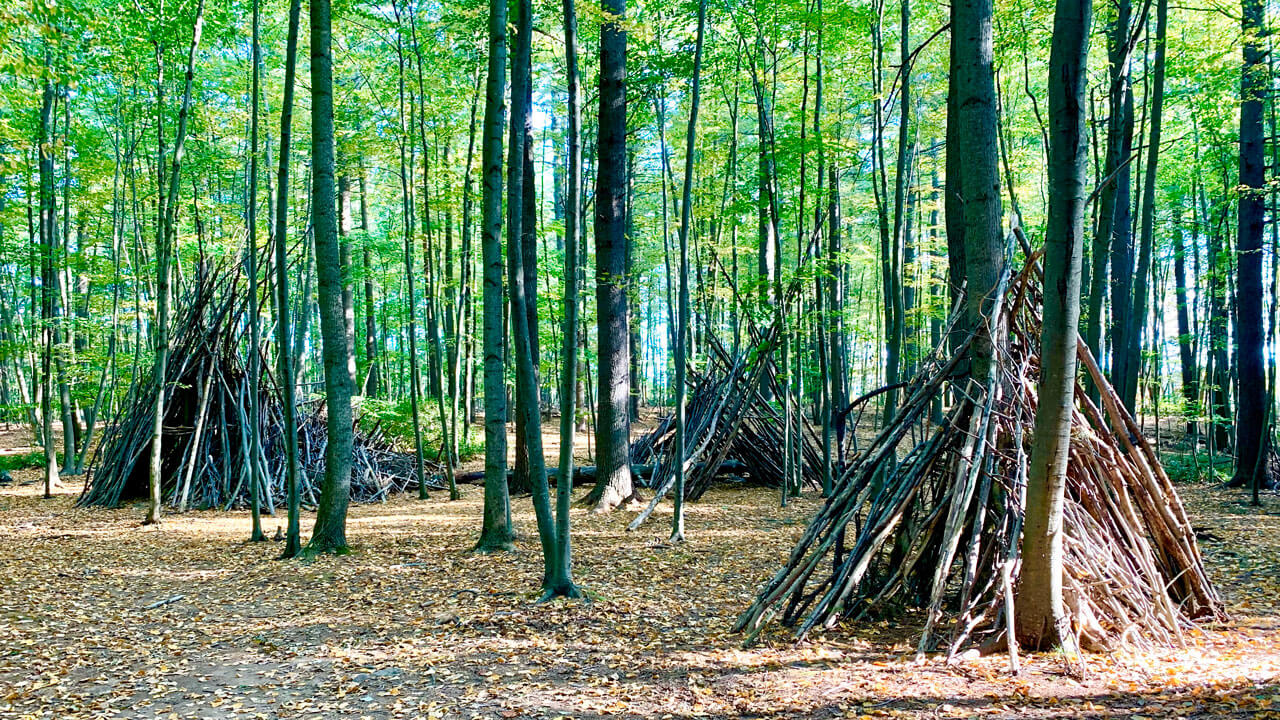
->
xmin=1017 ymin=0 xmax=1092 ymax=650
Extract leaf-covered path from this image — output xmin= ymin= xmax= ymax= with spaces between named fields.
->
xmin=1 ymin=466 xmax=1277 ymax=719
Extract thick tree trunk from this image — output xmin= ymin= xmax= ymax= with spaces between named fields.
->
xmin=589 ymin=0 xmax=637 ymax=513
xmin=953 ymin=0 xmax=1004 ymax=383
xmin=1235 ymin=0 xmax=1268 ymax=491
xmin=306 ymin=0 xmax=355 ymax=554
xmin=1017 ymin=0 xmax=1091 ymax=651
xmin=944 ymin=0 xmax=967 ymax=358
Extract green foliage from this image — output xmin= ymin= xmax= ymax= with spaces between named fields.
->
xmin=1162 ymin=450 xmax=1233 ymax=485
xmin=0 ymin=451 xmax=45 ymax=472
xmin=358 ymin=398 xmax=481 ymax=461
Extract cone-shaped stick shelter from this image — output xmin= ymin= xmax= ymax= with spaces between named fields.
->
xmin=735 ymin=258 xmax=1224 ymax=655
xmin=79 ymin=269 xmax=439 ymax=511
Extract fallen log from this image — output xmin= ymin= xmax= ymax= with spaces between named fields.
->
xmin=446 ymin=460 xmax=748 ymax=487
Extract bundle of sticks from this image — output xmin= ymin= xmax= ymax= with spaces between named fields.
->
xmin=734 ymin=258 xmax=1224 ymax=655
xmin=80 ymin=271 xmax=440 ymax=511
xmin=627 ymin=330 xmax=823 ymax=531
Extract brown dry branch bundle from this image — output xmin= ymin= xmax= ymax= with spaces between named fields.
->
xmin=734 ymin=258 xmax=1224 ymax=657
xmin=79 ymin=270 xmax=439 ymax=511
xmin=627 ymin=329 xmax=823 ymax=531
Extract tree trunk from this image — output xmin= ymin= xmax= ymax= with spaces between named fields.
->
xmin=671 ymin=0 xmax=707 ymax=542
xmin=1124 ymin=0 xmax=1168 ymax=413
xmin=37 ymin=80 xmax=60 ymax=498
xmin=589 ymin=0 xmax=637 ymax=513
xmin=548 ymin=0 xmax=585 ymax=598
xmin=247 ymin=0 xmax=266 ymax=541
xmin=1235 ymin=0 xmax=1268 ymax=491
xmin=147 ymin=0 xmax=206 ymax=524
xmin=954 ymin=0 xmax=1004 ymax=383
xmin=1017 ymin=0 xmax=1091 ymax=651
xmin=1172 ymin=202 xmax=1197 ymax=436
xmin=306 ymin=0 xmax=355 ymax=554
xmin=476 ymin=0 xmax=514 ymax=550
xmin=275 ymin=0 xmax=303 ymax=558
xmin=393 ymin=10 xmax=429 ymax=503
xmin=360 ymin=172 xmax=380 ymax=398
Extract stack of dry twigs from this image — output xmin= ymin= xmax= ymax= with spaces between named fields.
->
xmin=734 ymin=258 xmax=1223 ymax=655
xmin=627 ymin=330 xmax=823 ymax=530
xmin=80 ymin=270 xmax=439 ymax=511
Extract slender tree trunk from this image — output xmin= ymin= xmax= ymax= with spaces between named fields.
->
xmin=1172 ymin=202 xmax=1198 ymax=436
xmin=305 ymin=0 xmax=355 ymax=554
xmin=1124 ymin=0 xmax=1167 ymax=412
xmin=274 ymin=0 xmax=303 ymax=559
xmin=248 ymin=0 xmax=266 ymax=541
xmin=1099 ymin=0 xmax=1136 ymax=395
xmin=393 ymin=11 xmax=429 ymax=503
xmin=338 ymin=174 xmax=357 ymax=389
xmin=360 ymin=173 xmax=380 ymax=398
xmin=671 ymin=0 xmax=707 ymax=542
xmin=1017 ymin=0 xmax=1091 ymax=651
xmin=589 ymin=0 xmax=636 ymax=513
xmin=37 ymin=80 xmax=60 ymax=498
xmin=476 ymin=0 xmax=514 ymax=550
xmin=147 ymin=0 xmax=205 ymax=524
xmin=548 ymin=0 xmax=585 ymax=598
xmin=506 ymin=0 xmax=558 ymax=591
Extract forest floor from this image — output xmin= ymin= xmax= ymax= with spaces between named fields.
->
xmin=0 ymin=421 xmax=1278 ymax=719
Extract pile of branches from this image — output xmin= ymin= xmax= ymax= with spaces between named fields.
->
xmin=628 ymin=331 xmax=822 ymax=530
xmin=735 ymin=258 xmax=1224 ymax=656
xmin=80 ymin=270 xmax=439 ymax=511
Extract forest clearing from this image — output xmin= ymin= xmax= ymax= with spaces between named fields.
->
xmin=0 ymin=424 xmax=1278 ymax=720
xmin=8 ymin=0 xmax=1280 ymax=711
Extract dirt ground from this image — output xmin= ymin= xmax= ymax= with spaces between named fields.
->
xmin=0 ymin=420 xmax=1278 ymax=719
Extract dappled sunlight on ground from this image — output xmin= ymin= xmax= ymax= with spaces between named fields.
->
xmin=0 ymin=458 xmax=1277 ymax=718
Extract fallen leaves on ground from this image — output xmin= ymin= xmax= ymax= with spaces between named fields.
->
xmin=0 ymin=466 xmax=1276 ymax=719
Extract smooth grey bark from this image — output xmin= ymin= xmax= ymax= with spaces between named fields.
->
xmin=953 ymin=0 xmax=1004 ymax=383
xmin=1017 ymin=0 xmax=1091 ymax=651
xmin=305 ymin=0 xmax=355 ymax=555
